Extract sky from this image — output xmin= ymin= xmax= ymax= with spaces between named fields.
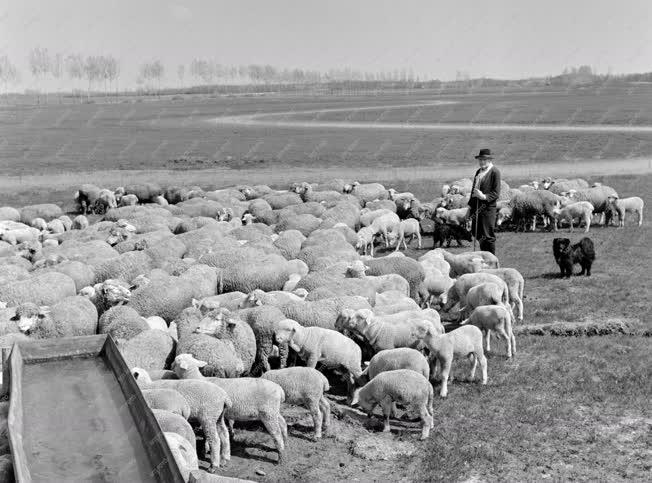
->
xmin=1 ymin=0 xmax=651 ymax=91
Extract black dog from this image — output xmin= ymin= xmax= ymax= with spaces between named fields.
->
xmin=552 ymin=237 xmax=595 ymax=278
xmin=432 ymin=222 xmax=473 ymax=248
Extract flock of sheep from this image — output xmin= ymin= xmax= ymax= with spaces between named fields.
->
xmin=0 ymin=174 xmax=633 ymax=480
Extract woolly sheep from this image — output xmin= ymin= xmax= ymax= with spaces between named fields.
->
xmin=193 ymin=308 xmax=257 ymax=375
xmin=238 ymin=289 xmax=308 ymax=309
xmin=20 ymin=204 xmax=63 ymax=224
xmin=0 ymin=206 xmax=20 ymax=222
xmin=319 ymin=200 xmax=361 ymax=230
xmin=544 ymin=178 xmax=589 ymax=194
xmin=509 ymin=190 xmax=562 ymax=231
xmin=416 ymin=324 xmax=487 ymax=398
xmin=369 ymin=212 xmax=400 ymax=248
xmin=464 ymin=282 xmax=505 ymax=316
xmin=172 ymin=353 xmax=288 ymax=464
xmin=298 ymin=183 xmax=344 ymax=207
xmin=431 ymin=248 xmax=498 ymax=277
xmin=132 ymin=367 xmax=231 ymax=471
xmin=144 ymin=315 xmax=168 ymax=332
xmin=165 ymin=432 xmax=199 ymax=481
xmin=461 ymin=304 xmax=516 ymax=358
xmin=122 ymin=182 xmax=164 ymax=203
xmin=448 ymin=178 xmax=473 ymax=195
xmin=363 ymin=256 xmax=425 ymax=301
xmin=30 ymin=217 xmax=48 ymax=231
xmin=480 ymin=267 xmax=525 ymax=321
xmin=354 ymin=226 xmax=377 ymax=256
xmin=435 ymin=207 xmax=469 ymax=226
xmin=359 ymin=208 xmax=394 ymax=227
xmin=344 ymin=182 xmax=389 ymax=205
xmin=262 ymin=367 xmax=331 ymax=439
xmin=74 ymin=184 xmax=102 ymax=214
xmin=417 ymin=265 xmax=455 ymax=309
xmin=117 ymin=329 xmax=176 ymax=370
xmin=351 ymin=369 xmax=434 ymax=439
xmin=36 ymin=260 xmax=95 ymax=293
xmin=72 ymin=215 xmax=89 ymax=230
xmin=175 ymin=307 xmax=245 ymax=377
xmin=0 ymin=271 xmax=76 ymax=307
xmin=336 ymin=307 xmax=443 ymax=353
xmin=141 ymin=388 xmax=191 ymax=418
xmin=357 ymin=347 xmax=430 ymax=387
xmin=118 ymin=193 xmax=139 ymax=207
xmin=275 ymin=318 xmax=362 ymax=401
xmin=346 ymin=260 xmax=410 ymax=296
xmin=389 ymin=218 xmax=422 ymax=251
xmin=609 ymin=195 xmax=644 ymax=227
xmin=193 ymin=292 xmax=247 ymax=312
xmin=552 ymin=201 xmax=594 ymax=233
xmin=14 ymin=296 xmax=98 ymax=339
xmin=0 ymin=225 xmax=40 ymax=245
xmin=263 ymin=192 xmax=303 ymax=210
xmin=152 ymin=409 xmax=195 ymax=450
xmin=276 ymin=295 xmax=372 ymax=331
xmin=441 ymin=272 xmax=508 ymax=317
xmin=365 ymin=199 xmax=397 ymax=213
xmin=373 ymin=290 xmax=420 ymax=314
xmin=99 ymin=305 xmax=149 ymax=340
xmin=273 ymin=230 xmax=306 ymax=259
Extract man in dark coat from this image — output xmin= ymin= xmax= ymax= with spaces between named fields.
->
xmin=468 ymin=148 xmax=501 ymax=255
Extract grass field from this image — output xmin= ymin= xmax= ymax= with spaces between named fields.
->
xmin=1 ymin=85 xmax=651 ymax=482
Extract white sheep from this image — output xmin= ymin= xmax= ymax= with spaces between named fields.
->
xmin=355 ymin=226 xmax=377 ymax=256
xmin=141 ymin=388 xmax=191 ymax=418
xmin=608 ymin=195 xmax=644 ymax=227
xmin=165 ymin=432 xmax=199 ymax=482
xmin=346 ymin=260 xmax=410 ymax=296
xmin=118 ymin=193 xmax=139 ymax=207
xmin=434 ymin=207 xmax=469 ymax=226
xmin=369 ymin=212 xmax=400 ymax=248
xmin=359 ymin=208 xmax=394 ymax=227
xmin=464 ymin=282 xmax=505 ymax=317
xmin=415 ymin=324 xmax=487 ymax=398
xmin=132 ymin=367 xmax=231 ymax=471
xmin=390 ymin=218 xmax=422 ymax=251
xmin=72 ymin=215 xmax=89 ymax=230
xmin=417 ymin=263 xmax=454 ymax=309
xmin=552 ymin=201 xmax=594 ymax=233
xmin=431 ymin=248 xmax=498 ymax=277
xmin=441 ymin=272 xmax=508 ymax=320
xmin=373 ymin=290 xmax=420 ymax=315
xmin=275 ymin=318 xmax=362 ymax=402
xmin=262 ymin=367 xmax=331 ymax=439
xmin=461 ymin=304 xmax=516 ymax=358
xmin=351 ymin=369 xmax=434 ymax=439
xmin=357 ymin=347 xmax=430 ymax=385
xmin=566 ymin=185 xmax=617 ymax=225
xmin=480 ymin=268 xmax=525 ymax=321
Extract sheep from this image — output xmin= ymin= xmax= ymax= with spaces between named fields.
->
xmin=99 ymin=305 xmax=149 ymax=340
xmin=415 ymin=324 xmax=487 ymax=398
xmin=74 ymin=184 xmax=102 ymax=214
xmin=144 ymin=315 xmax=168 ymax=332
xmin=141 ymin=388 xmax=191 ymax=418
xmin=431 ymin=248 xmax=498 ymax=277
xmin=461 ymin=304 xmax=516 ymax=358
xmin=193 ymin=308 xmax=257 ymax=375
xmin=238 ymin=289 xmax=308 ymax=308
xmin=448 ymin=178 xmax=473 ymax=195
xmin=131 ymin=367 xmax=231 ymax=472
xmin=363 ymin=256 xmax=426 ymax=301
xmin=434 ymin=207 xmax=469 ymax=226
xmin=72 ymin=215 xmax=89 ymax=230
xmin=346 ymin=260 xmax=410 ymax=296
xmin=357 ymin=348 xmax=430 ymax=387
xmin=36 ymin=260 xmax=95 ymax=293
xmin=344 ymin=181 xmax=389 ymax=205
xmin=175 ymin=307 xmax=245 ymax=377
xmin=440 ymin=193 xmax=471 ymax=210
xmin=152 ymin=409 xmax=195 ymax=450
xmin=354 ymin=226 xmax=377 ymax=256
xmin=543 ymin=178 xmax=589 ymax=193
xmin=552 ymin=201 xmax=594 ymax=233
xmin=417 ymin=266 xmax=455 ymax=309
xmin=369 ymin=212 xmax=400 ymax=248
xmin=390 ymin=218 xmax=422 ymax=251
xmin=297 ymin=183 xmax=343 ymax=207
xmin=608 ymin=195 xmax=644 ymax=227
xmin=441 ymin=272 xmax=508 ymax=318
xmin=273 ymin=230 xmax=306 ymax=259
xmin=263 ymin=192 xmax=303 ymax=210
xmin=351 ymin=369 xmax=434 ymax=439
xmin=262 ymin=367 xmax=331 ymax=439
xmin=359 ymin=208 xmax=394 ymax=227
xmin=92 ymin=188 xmax=118 ymax=214
xmin=480 ymin=268 xmax=525 ymax=321
xmin=373 ymin=290 xmax=420 ymax=314
xmin=464 ymin=283 xmax=505 ymax=317
xmin=335 ymin=308 xmax=443 ymax=354
xmin=275 ymin=318 xmax=362 ymax=402
xmin=122 ymin=182 xmax=164 ymax=203
xmin=45 ymin=218 xmax=65 ymax=235
xmin=0 ymin=224 xmax=40 ymax=245
xmin=172 ymin=353 xmax=288 ymax=464
xmin=276 ymin=295 xmax=372 ymax=331
xmin=165 ymin=432 xmax=199 ymax=481
xmin=118 ymin=193 xmax=139 ymax=207
xmin=0 ymin=271 xmax=76 ymax=307
xmin=117 ymin=329 xmax=176 ymax=370
xmin=30 ymin=217 xmax=48 ymax=231
xmin=192 ymin=292 xmax=247 ymax=312
xmin=13 ymin=296 xmax=98 ymax=339
xmin=0 ymin=206 xmax=21 ymax=222
xmin=275 ymin=213 xmax=322 ymax=237
xmin=509 ymin=190 xmax=562 ymax=231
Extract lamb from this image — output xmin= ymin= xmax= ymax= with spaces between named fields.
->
xmin=30 ymin=217 xmax=47 ymax=231
xmin=131 ymin=367 xmax=231 ymax=472
xmin=363 ymin=256 xmax=426 ymax=301
xmin=13 ymin=296 xmax=98 ymax=339
xmin=461 ymin=304 xmax=516 ymax=358
xmin=0 ymin=271 xmax=76 ymax=307
xmin=117 ymin=329 xmax=176 ymax=370
xmin=464 ymin=283 xmax=505 ymax=317
xmin=355 ymin=226 xmax=378 ymax=256
xmin=566 ymin=185 xmax=618 ymax=226
xmin=441 ymin=272 xmax=508 ymax=318
xmin=417 ymin=266 xmax=455 ymax=309
xmin=99 ymin=305 xmax=149 ymax=340
xmin=72 ymin=215 xmax=89 ymax=230
xmin=434 ymin=207 xmax=469 ymax=226
xmin=193 ymin=308 xmax=257 ymax=375
xmin=152 ymin=409 xmax=195 ymax=448
xmin=346 ymin=260 xmax=410 ymax=296
xmin=351 ymin=369 xmax=434 ymax=439
xmin=608 ymin=195 xmax=644 ymax=227
xmin=509 ymin=190 xmax=562 ymax=231
xmin=356 ymin=348 xmax=430 ymax=386
xmin=552 ymin=201 xmax=594 ymax=233
xmin=359 ymin=208 xmax=394 ymax=227
xmin=172 ymin=353 xmax=288 ymax=464
xmin=431 ymin=248 xmax=499 ymax=277
xmin=262 ymin=367 xmax=331 ymax=439
xmin=276 ymin=295 xmax=372 ymax=330
xmin=369 ymin=212 xmax=400 ymax=248
xmin=275 ymin=318 xmax=362 ymax=401
xmin=480 ymin=268 xmax=525 ymax=321
xmin=373 ymin=290 xmax=420 ymax=314
xmin=118 ymin=193 xmax=139 ymax=207
xmin=390 ymin=218 xmax=422 ymax=251
xmin=344 ymin=181 xmax=389 ymax=205
xmin=335 ymin=308 xmax=443 ymax=353
xmin=415 ymin=324 xmax=487 ymax=398
xmin=141 ymin=388 xmax=191 ymax=418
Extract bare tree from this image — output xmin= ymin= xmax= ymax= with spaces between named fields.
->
xmin=65 ymin=54 xmax=84 ymax=102
xmin=105 ymin=55 xmax=119 ymax=98
xmin=51 ymin=53 xmax=63 ymax=103
xmin=140 ymin=60 xmax=164 ymax=95
xmin=83 ymin=55 xmax=102 ymax=100
xmin=0 ymin=55 xmax=19 ymax=98
xmin=29 ymin=47 xmax=51 ymax=104
xmin=177 ymin=64 xmax=185 ymax=88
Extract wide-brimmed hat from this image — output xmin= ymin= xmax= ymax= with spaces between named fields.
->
xmin=475 ymin=148 xmax=493 ymax=159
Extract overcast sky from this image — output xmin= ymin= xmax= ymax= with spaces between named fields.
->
xmin=1 ymin=0 xmax=651 ymax=90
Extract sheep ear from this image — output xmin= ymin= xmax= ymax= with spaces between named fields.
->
xmin=195 ymin=359 xmax=208 ymax=368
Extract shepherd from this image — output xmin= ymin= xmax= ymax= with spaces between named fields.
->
xmin=468 ymin=148 xmax=501 ymax=255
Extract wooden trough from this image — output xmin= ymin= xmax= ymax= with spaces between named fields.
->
xmin=3 ymin=334 xmax=185 ymax=483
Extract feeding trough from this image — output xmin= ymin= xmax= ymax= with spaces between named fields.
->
xmin=3 ymin=334 xmax=185 ymax=482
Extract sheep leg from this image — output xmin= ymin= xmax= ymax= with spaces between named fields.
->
xmin=278 ymin=414 xmax=288 ymax=444
xmin=261 ymin=415 xmax=286 ymax=464
xmin=438 ymin=356 xmax=452 ymax=398
xmin=394 ymin=235 xmax=402 ymax=252
xmin=585 ymin=215 xmax=591 ymax=233
xmin=419 ymin=405 xmax=433 ymax=440
xmin=638 ymin=209 xmax=642 ymax=226
xmin=496 ymin=327 xmax=512 ymax=358
xmin=202 ymin=416 xmax=222 ymax=472
xmin=468 ymin=353 xmax=478 ymax=381
xmin=379 ymin=397 xmax=393 ymax=432
xmin=416 ymin=231 xmax=422 ymax=249
xmin=530 ymin=216 xmax=536 ymax=232
xmin=484 ymin=329 xmax=491 ymax=352
xmin=308 ymin=400 xmax=323 ymax=439
xmin=217 ymin=413 xmax=231 ymax=462
xmin=305 ymin=353 xmax=319 ymax=369
xmin=346 ymin=373 xmax=356 ymax=404
xmin=515 ymin=296 xmax=524 ymax=321
xmin=319 ymin=396 xmax=331 ymax=431
xmin=568 ymin=217 xmax=574 ymax=232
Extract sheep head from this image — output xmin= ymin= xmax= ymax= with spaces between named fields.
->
xmin=131 ymin=367 xmax=153 ymax=384
xmin=274 ymin=318 xmax=300 ymax=344
xmin=346 ymin=260 xmax=367 ymax=278
xmin=13 ymin=302 xmax=50 ymax=333
xmin=334 ymin=308 xmax=356 ymax=331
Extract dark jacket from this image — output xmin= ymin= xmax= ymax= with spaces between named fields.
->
xmin=468 ymin=166 xmax=501 ymax=211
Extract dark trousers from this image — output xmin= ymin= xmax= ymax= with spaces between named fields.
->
xmin=471 ymin=204 xmax=497 ymax=255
